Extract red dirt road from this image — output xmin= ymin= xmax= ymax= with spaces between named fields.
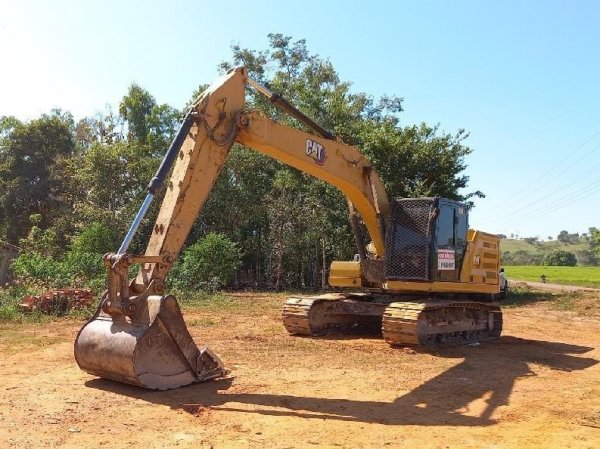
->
xmin=1 ymin=293 xmax=599 ymax=448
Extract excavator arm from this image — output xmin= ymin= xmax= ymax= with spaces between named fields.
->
xmin=237 ymin=112 xmax=389 ymax=254
xmin=74 ymin=66 xmax=390 ymax=390
xmin=137 ymin=66 xmax=389 ymax=288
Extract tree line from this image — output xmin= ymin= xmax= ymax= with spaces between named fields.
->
xmin=500 ymin=228 xmax=600 ymax=266
xmin=1 ymin=34 xmax=501 ymax=292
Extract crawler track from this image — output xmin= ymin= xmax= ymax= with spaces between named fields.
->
xmin=283 ymin=294 xmax=503 ymax=347
xmin=282 ymin=294 xmax=386 ymax=335
xmin=282 ymin=297 xmax=321 ymax=335
xmin=382 ymin=301 xmax=502 ymax=346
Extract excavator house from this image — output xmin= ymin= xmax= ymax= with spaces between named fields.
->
xmin=75 ymin=67 xmax=503 ymax=390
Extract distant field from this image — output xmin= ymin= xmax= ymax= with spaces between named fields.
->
xmin=504 ymin=265 xmax=600 ymax=288
xmin=500 ymin=239 xmax=588 ymax=254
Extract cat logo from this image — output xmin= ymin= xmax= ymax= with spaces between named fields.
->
xmin=305 ymin=139 xmax=327 ymax=166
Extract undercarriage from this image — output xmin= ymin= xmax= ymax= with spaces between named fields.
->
xmin=283 ymin=293 xmax=502 ymax=347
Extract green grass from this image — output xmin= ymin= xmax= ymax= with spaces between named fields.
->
xmin=0 ymin=285 xmax=284 ymax=323
xmin=505 ymin=265 xmax=600 ymax=288
xmin=500 ymin=284 xmax=555 ymax=308
xmin=0 ymin=286 xmax=50 ymax=323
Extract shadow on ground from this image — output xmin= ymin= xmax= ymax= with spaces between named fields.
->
xmin=86 ymin=336 xmax=597 ymax=427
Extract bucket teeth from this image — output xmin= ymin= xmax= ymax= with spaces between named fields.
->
xmin=74 ymin=294 xmax=224 ymax=390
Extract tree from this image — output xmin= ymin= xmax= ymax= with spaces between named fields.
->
xmin=0 ymin=116 xmax=21 ymax=141
xmin=575 ymin=250 xmax=597 ymax=267
xmin=544 ymin=250 xmax=577 ymax=267
xmin=69 ymin=222 xmax=119 ymax=255
xmin=119 ymin=84 xmax=180 ymax=152
xmin=591 ymin=228 xmax=600 ymax=258
xmin=119 ymin=83 xmax=156 ymax=144
xmin=170 ymin=233 xmax=242 ymax=291
xmin=72 ymin=139 xmax=160 ymax=253
xmin=2 ymin=33 xmax=486 ymax=291
xmin=220 ymin=34 xmax=476 ymax=199
xmin=502 ymin=250 xmax=544 ymax=266
xmin=0 ymin=111 xmax=76 ymax=243
xmin=556 ymin=230 xmax=580 ymax=244
xmin=74 ymin=107 xmax=125 ymax=149
xmin=206 ymin=33 xmax=480 ymax=288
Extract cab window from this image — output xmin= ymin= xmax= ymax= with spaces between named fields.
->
xmin=436 ymin=206 xmax=454 ymax=248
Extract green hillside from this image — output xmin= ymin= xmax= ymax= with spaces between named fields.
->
xmin=500 ymin=238 xmax=593 ymax=266
xmin=500 ymin=239 xmax=588 ymax=254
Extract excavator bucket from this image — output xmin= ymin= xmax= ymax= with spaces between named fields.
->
xmin=74 ymin=294 xmax=224 ymax=390
xmin=73 ymin=70 xmax=249 ymax=390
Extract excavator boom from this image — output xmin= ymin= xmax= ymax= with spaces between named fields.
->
xmin=75 ymin=67 xmax=392 ymax=389
xmin=139 ymin=67 xmax=388 ymax=286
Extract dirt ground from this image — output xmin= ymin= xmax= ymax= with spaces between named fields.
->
xmin=1 ymin=292 xmax=599 ymax=449
xmin=518 ymin=280 xmax=600 ymax=293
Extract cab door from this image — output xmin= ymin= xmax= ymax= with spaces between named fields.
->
xmin=433 ymin=200 xmax=468 ymax=282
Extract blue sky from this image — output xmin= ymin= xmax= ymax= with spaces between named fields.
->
xmin=1 ymin=0 xmax=599 ymax=239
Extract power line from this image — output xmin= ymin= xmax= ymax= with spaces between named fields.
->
xmin=486 ymin=177 xmax=600 ymax=232
xmin=491 ymin=177 xmax=600 ymax=229
xmin=478 ymin=144 xmax=600 ymax=223
xmin=478 ymin=154 xmax=600 ymax=228
xmin=478 ymin=128 xmax=600 ymax=222
xmin=505 ymin=128 xmax=600 ymax=197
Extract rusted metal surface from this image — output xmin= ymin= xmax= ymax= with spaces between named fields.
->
xmin=361 ymin=259 xmax=386 ymax=285
xmin=75 ymin=253 xmax=224 ymax=390
xmin=75 ymin=294 xmax=224 ymax=390
xmin=19 ymin=288 xmax=93 ymax=314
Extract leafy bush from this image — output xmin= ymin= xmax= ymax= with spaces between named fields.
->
xmin=70 ymin=222 xmax=118 ymax=255
xmin=502 ymin=250 xmax=544 ymax=266
xmin=170 ymin=233 xmax=242 ymax=292
xmin=575 ymin=250 xmax=598 ymax=267
xmin=63 ymin=222 xmax=116 ymax=289
xmin=592 ymin=229 xmax=600 ymax=258
xmin=544 ymin=250 xmax=577 ymax=267
xmin=0 ymin=285 xmax=43 ymax=322
xmin=523 ymin=237 xmax=539 ymax=245
xmin=18 ymin=214 xmax=60 ymax=257
xmin=11 ymin=252 xmax=70 ymax=288
xmin=10 ymin=222 xmax=114 ymax=290
xmin=62 ymin=251 xmax=106 ymax=290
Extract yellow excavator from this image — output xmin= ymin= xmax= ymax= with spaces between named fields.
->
xmin=74 ymin=67 xmax=503 ymax=390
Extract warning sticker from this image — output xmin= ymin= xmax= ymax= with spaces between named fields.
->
xmin=438 ymin=249 xmax=456 ymax=270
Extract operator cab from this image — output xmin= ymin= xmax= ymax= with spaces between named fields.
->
xmin=384 ymin=197 xmax=469 ymax=282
